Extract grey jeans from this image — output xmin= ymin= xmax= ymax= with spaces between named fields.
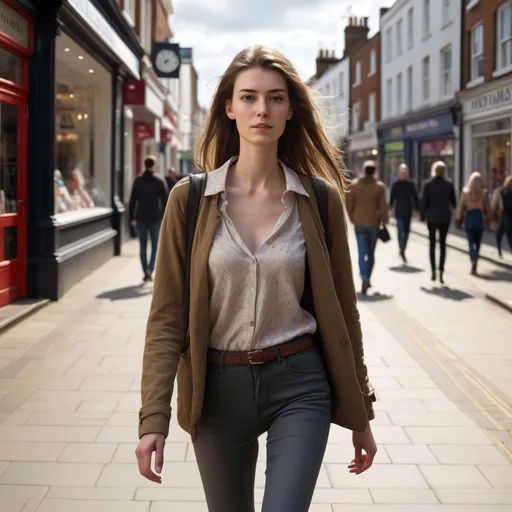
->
xmin=193 ymin=344 xmax=332 ymax=512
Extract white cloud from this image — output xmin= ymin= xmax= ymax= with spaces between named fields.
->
xmin=171 ymin=0 xmax=393 ymax=106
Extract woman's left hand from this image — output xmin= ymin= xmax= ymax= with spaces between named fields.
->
xmin=349 ymin=425 xmax=377 ymax=475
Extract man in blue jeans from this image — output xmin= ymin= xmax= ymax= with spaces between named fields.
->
xmin=346 ymin=161 xmax=389 ymax=294
xmin=389 ymin=164 xmax=419 ymax=263
xmin=129 ymin=156 xmax=169 ymax=282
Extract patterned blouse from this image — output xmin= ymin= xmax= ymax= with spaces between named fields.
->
xmin=205 ymin=157 xmax=317 ymax=352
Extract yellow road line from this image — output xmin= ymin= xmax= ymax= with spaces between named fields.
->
xmin=483 ymin=429 xmax=512 ymax=461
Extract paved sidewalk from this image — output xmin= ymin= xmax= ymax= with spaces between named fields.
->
xmin=0 ymin=241 xmax=511 ymax=511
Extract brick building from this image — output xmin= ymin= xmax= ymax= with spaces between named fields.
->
xmin=346 ymin=28 xmax=381 ymax=177
xmin=460 ymin=0 xmax=512 ymax=191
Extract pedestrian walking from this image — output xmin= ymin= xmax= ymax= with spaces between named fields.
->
xmin=346 ymin=160 xmax=389 ymax=295
xmin=389 ymin=163 xmax=419 ymax=263
xmin=420 ymin=161 xmax=456 ymax=284
xmin=129 ymin=155 xmax=169 ymax=282
xmin=456 ymin=172 xmax=490 ymax=275
xmin=136 ymin=45 xmax=377 ymax=512
xmin=491 ymin=175 xmax=512 ymax=257
xmin=165 ymin=167 xmax=178 ymax=192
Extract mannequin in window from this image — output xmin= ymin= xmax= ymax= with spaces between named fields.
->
xmin=54 ymin=169 xmax=74 ymax=213
xmin=71 ymin=168 xmax=95 ymax=209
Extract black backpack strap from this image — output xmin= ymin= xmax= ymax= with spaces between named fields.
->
xmin=182 ymin=173 xmax=207 ymax=356
xmin=309 ymin=176 xmax=331 ymax=250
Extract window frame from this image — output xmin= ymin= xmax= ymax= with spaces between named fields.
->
xmin=338 ymin=72 xmax=344 ymax=97
xmin=407 ymin=7 xmax=414 ymax=49
xmin=423 ymin=0 xmax=431 ymax=39
xmin=441 ymin=45 xmax=452 ymax=97
xmin=422 ymin=56 xmax=430 ymax=101
xmin=471 ymin=23 xmax=484 ymax=80
xmin=396 ymin=72 xmax=403 ymax=115
xmin=396 ymin=19 xmax=403 ymax=57
xmin=353 ymin=61 xmax=361 ymax=87
xmin=386 ymin=27 xmax=393 ymax=63
xmin=407 ymin=65 xmax=413 ymax=111
xmin=368 ymin=49 xmax=376 ymax=76
xmin=386 ymin=78 xmax=393 ymax=117
xmin=368 ymin=92 xmax=376 ymax=124
xmin=442 ymin=0 xmax=451 ymax=26
xmin=496 ymin=2 xmax=512 ymax=72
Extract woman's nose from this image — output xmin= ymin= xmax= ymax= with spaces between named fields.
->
xmin=256 ymin=99 xmax=269 ymax=116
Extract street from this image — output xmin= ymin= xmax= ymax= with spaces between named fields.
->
xmin=0 ymin=229 xmax=511 ymax=512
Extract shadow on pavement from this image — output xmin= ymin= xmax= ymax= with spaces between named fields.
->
xmin=388 ymin=264 xmax=425 ymax=274
xmin=420 ymin=286 xmax=473 ymax=301
xmin=357 ymin=292 xmax=393 ymax=302
xmin=96 ymin=284 xmax=153 ymax=301
xmin=477 ymin=269 xmax=512 ymax=283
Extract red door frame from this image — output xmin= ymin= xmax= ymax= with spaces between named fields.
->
xmin=0 ymin=0 xmax=33 ymax=305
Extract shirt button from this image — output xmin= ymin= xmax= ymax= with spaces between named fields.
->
xmin=250 ymin=321 xmax=255 ymax=327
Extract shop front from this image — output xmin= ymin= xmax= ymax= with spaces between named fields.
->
xmin=378 ymin=106 xmax=458 ymax=191
xmin=0 ymin=0 xmax=32 ymax=306
xmin=27 ymin=0 xmax=143 ymax=300
xmin=462 ymin=79 xmax=512 ymax=194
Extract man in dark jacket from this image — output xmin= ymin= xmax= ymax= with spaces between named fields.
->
xmin=390 ymin=163 xmax=419 ymax=263
xmin=129 ymin=156 xmax=169 ymax=282
xmin=420 ymin=161 xmax=456 ymax=283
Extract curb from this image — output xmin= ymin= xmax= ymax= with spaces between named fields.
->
xmin=408 ymin=226 xmax=512 ymax=272
xmin=0 ymin=299 xmax=51 ymax=335
xmin=485 ymin=294 xmax=512 ymax=314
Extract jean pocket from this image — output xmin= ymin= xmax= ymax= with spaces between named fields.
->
xmin=283 ymin=346 xmax=325 ymax=373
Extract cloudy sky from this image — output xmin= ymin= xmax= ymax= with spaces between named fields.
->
xmin=171 ymin=0 xmax=393 ymax=107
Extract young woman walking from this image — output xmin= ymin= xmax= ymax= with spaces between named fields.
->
xmin=456 ymin=172 xmax=490 ymax=275
xmin=135 ymin=45 xmax=377 ymax=512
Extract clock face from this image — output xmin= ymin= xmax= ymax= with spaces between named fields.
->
xmin=155 ymin=49 xmax=180 ymax=74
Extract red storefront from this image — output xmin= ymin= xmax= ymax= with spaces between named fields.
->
xmin=0 ymin=0 xmax=33 ymax=306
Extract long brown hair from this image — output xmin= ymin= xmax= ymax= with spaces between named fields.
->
xmin=194 ymin=45 xmax=349 ymax=195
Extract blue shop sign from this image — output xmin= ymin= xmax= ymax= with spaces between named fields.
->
xmin=379 ymin=123 xmax=404 ymax=140
xmin=404 ymin=113 xmax=453 ymax=138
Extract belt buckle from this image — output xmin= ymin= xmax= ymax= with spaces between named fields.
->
xmin=247 ymin=350 xmax=265 ymax=365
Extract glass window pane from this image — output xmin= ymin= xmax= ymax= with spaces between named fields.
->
xmin=55 ymin=33 xmax=111 ymax=215
xmin=501 ymin=6 xmax=511 ymax=39
xmin=0 ymin=102 xmax=18 ymax=215
xmin=0 ymin=48 xmax=22 ymax=86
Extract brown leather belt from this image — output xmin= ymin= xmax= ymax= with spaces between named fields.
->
xmin=207 ymin=335 xmax=315 ymax=365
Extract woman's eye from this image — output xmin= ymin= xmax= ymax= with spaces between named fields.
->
xmin=241 ymin=95 xmax=254 ymax=101
xmin=271 ymin=96 xmax=284 ymax=102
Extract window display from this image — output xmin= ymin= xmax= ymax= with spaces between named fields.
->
xmin=54 ymin=33 xmax=111 ymax=215
xmin=383 ymin=142 xmax=404 ymax=188
xmin=472 ymin=119 xmax=511 ymax=193
xmin=419 ymin=138 xmax=455 ymax=184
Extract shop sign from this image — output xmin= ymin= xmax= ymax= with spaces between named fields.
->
xmin=123 ymin=80 xmax=145 ymax=106
xmin=405 ymin=113 xmax=453 ymax=137
xmin=466 ymin=85 xmax=512 ymax=115
xmin=384 ymin=141 xmax=404 ymax=153
xmin=379 ymin=124 xmax=404 ymax=140
xmin=67 ymin=0 xmax=140 ymax=79
xmin=161 ymin=129 xmax=172 ymax=143
xmin=0 ymin=1 xmax=29 ymax=49
xmin=134 ymin=123 xmax=154 ymax=142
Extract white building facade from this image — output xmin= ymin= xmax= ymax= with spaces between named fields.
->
xmin=378 ymin=0 xmax=462 ymax=190
xmin=312 ymin=55 xmax=351 ymax=149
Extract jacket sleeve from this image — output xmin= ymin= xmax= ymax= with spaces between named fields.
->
xmin=411 ymin=183 xmax=420 ymax=210
xmin=129 ymin=179 xmax=139 ymax=220
xmin=420 ymin=183 xmax=429 ymax=222
xmin=138 ymin=181 xmax=189 ymax=438
xmin=455 ymin=192 xmax=466 ymax=221
xmin=389 ymin=183 xmax=396 ymax=209
xmin=328 ymin=186 xmax=375 ymax=421
xmin=379 ymin=185 xmax=389 ymax=224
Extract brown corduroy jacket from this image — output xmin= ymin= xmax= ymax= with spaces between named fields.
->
xmin=346 ymin=175 xmax=389 ymax=227
xmin=138 ymin=172 xmax=376 ymax=440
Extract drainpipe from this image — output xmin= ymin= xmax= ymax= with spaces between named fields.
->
xmin=457 ymin=0 xmax=465 ymax=196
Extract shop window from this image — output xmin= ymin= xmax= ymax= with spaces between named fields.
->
xmin=472 ymin=119 xmax=511 ymax=191
xmin=420 ymin=139 xmax=455 ymax=183
xmin=0 ymin=102 xmax=18 ymax=215
xmin=54 ymin=33 xmax=111 ymax=216
xmin=441 ymin=45 xmax=452 ymax=96
xmin=497 ymin=2 xmax=512 ymax=71
xmin=471 ymin=23 xmax=484 ymax=80
xmin=0 ymin=48 xmax=22 ymax=86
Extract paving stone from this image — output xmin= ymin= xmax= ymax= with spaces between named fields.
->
xmin=0 ymin=442 xmax=64 ymax=462
xmin=419 ymin=465 xmax=492 ymax=489
xmin=58 ymin=443 xmax=117 ymax=463
xmin=437 ymin=489 xmax=512 ymax=504
xmin=34 ymin=499 xmax=149 ymax=512
xmin=429 ymin=445 xmax=510 ymax=465
xmin=404 ymin=426 xmax=492 ymax=445
xmin=478 ymin=466 xmax=512 ymax=488
xmin=370 ymin=489 xmax=439 ymax=504
xmin=385 ymin=445 xmax=437 ymax=464
xmin=46 ymin=486 xmax=136 ymax=501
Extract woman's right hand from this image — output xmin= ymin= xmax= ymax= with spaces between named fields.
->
xmin=136 ymin=433 xmax=165 ymax=483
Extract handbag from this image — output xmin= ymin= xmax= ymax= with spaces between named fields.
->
xmin=378 ymin=224 xmax=391 ymax=243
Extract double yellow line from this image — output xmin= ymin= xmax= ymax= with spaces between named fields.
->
xmin=402 ymin=324 xmax=512 ymax=461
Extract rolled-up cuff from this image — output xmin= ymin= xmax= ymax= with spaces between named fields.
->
xmin=138 ymin=403 xmax=171 ymax=439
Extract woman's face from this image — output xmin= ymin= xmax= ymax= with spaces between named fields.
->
xmin=226 ymin=67 xmax=293 ymax=146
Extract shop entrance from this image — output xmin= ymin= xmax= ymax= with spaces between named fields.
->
xmin=0 ymin=0 xmax=32 ymax=306
xmin=0 ymin=92 xmax=26 ymax=306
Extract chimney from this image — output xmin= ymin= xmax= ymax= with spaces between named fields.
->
xmin=316 ymin=48 xmax=340 ymax=80
xmin=343 ymin=16 xmax=370 ymax=58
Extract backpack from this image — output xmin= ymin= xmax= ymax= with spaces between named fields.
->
xmin=181 ymin=173 xmax=329 ymax=355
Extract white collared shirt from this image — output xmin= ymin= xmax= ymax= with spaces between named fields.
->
xmin=206 ymin=157 xmax=317 ymax=351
